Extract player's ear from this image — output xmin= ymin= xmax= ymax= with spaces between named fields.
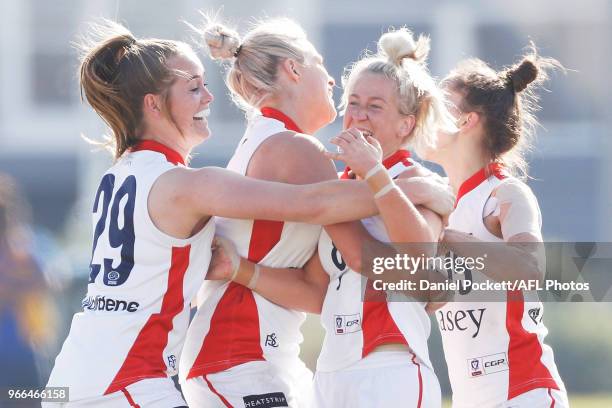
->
xmin=281 ymin=58 xmax=301 ymax=82
xmin=143 ymin=94 xmax=162 ymax=117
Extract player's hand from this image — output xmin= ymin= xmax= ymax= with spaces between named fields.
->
xmin=206 ymin=237 xmax=240 ymax=281
xmin=440 ymin=228 xmax=473 ymax=243
xmin=325 ymin=128 xmax=383 ymax=178
xmin=396 ymin=176 xmax=455 ymax=217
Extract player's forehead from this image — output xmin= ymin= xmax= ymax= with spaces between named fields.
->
xmin=167 ymin=50 xmax=205 ymax=81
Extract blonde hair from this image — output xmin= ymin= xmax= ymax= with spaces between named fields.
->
xmin=341 ymin=27 xmax=457 ymax=156
xmin=197 ymin=17 xmax=312 ymax=112
xmin=442 ymin=43 xmax=563 ymax=178
xmin=77 ymin=20 xmax=193 ymax=158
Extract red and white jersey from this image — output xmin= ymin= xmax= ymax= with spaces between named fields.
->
xmin=46 ymin=141 xmax=215 ymax=401
xmin=437 ymin=163 xmax=564 ymax=408
xmin=316 ymin=150 xmax=433 ymax=373
xmin=179 ymin=108 xmax=321 ymax=381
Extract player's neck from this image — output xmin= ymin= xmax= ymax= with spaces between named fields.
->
xmin=441 ymin=151 xmax=489 ymax=195
xmin=261 ymin=99 xmax=315 ymax=135
xmin=139 ymin=133 xmax=190 ymax=163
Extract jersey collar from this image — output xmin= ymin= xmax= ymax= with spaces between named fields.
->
xmin=341 ymin=149 xmax=411 ymax=180
xmin=260 ymin=107 xmax=303 ymax=133
xmin=131 ymin=140 xmax=185 ymax=166
xmin=455 ymin=162 xmax=508 ymax=206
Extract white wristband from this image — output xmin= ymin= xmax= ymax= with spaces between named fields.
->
xmin=365 ymin=163 xmax=385 ymax=180
xmin=247 ymin=264 xmax=261 ymax=290
xmin=374 ymin=182 xmax=398 ymax=199
xmin=230 ymin=266 xmax=239 ymax=282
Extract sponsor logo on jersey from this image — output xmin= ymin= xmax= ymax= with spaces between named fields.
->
xmin=167 ymin=354 xmax=177 ymax=371
xmin=334 ymin=313 xmax=361 ymax=335
xmin=82 ymin=295 xmax=139 ymax=312
xmin=243 ymin=392 xmax=288 ymax=408
xmin=437 ymin=308 xmax=486 ymax=338
xmin=467 ymin=352 xmax=508 ymax=378
xmin=528 ymin=307 xmax=541 ymax=324
xmin=265 ymin=333 xmax=279 ymax=348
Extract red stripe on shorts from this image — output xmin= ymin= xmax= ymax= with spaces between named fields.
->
xmin=204 ymin=374 xmax=234 ymax=408
xmin=121 ymin=388 xmax=141 ymax=408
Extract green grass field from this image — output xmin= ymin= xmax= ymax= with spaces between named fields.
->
xmin=442 ymin=394 xmax=612 ymax=407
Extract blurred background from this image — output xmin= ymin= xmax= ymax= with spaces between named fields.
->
xmin=0 ymin=0 xmax=611 ymax=405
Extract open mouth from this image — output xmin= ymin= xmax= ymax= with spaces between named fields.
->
xmin=359 ymin=129 xmax=373 ymax=138
xmin=193 ymin=108 xmax=210 ymax=121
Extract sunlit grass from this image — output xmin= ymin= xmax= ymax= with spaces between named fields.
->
xmin=442 ymin=394 xmax=612 ymax=407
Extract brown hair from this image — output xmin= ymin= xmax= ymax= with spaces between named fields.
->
xmin=442 ymin=43 xmax=562 ymax=177
xmin=77 ymin=20 xmax=193 ymax=158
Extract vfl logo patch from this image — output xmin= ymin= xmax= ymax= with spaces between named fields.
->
xmin=334 ymin=313 xmax=361 ymax=335
xmin=467 ymin=352 xmax=508 ymax=378
xmin=469 ymin=358 xmax=482 ymax=377
xmin=528 ymin=307 xmax=541 ymax=324
xmin=265 ymin=333 xmax=279 ymax=348
xmin=243 ymin=392 xmax=288 ymax=408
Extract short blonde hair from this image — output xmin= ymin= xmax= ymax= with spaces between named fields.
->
xmin=199 ymin=17 xmax=312 ymax=112
xmin=341 ymin=27 xmax=456 ymax=156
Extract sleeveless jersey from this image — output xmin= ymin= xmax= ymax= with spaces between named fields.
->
xmin=179 ymin=109 xmax=321 ymax=381
xmin=437 ymin=163 xmax=563 ymax=408
xmin=46 ymin=141 xmax=215 ymax=401
xmin=316 ymin=150 xmax=433 ymax=374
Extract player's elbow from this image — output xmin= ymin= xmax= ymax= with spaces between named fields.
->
xmin=523 ymin=254 xmax=545 ymax=283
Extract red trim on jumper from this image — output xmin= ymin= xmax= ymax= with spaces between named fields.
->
xmin=120 ymin=388 xmax=141 ymax=408
xmin=204 ymin=375 xmax=233 ymax=408
xmin=187 ymin=281 xmax=264 ymax=378
xmin=357 ymin=152 xmax=414 ymax=356
xmin=361 ymin=280 xmax=408 ymax=357
xmin=247 ymin=221 xmax=285 ymax=264
xmin=131 ymin=140 xmax=185 ymax=166
xmin=260 ymin=107 xmax=303 ymax=133
xmin=455 ymin=162 xmax=508 ymax=207
xmin=548 ymin=388 xmax=556 ymax=408
xmin=105 ymin=246 xmax=191 ymax=394
xmin=189 ymin=109 xmax=296 ymax=378
xmin=506 ymin=290 xmax=559 ymax=399
xmin=411 ymin=352 xmax=423 ymax=408
xmin=341 ymin=149 xmax=411 ymax=179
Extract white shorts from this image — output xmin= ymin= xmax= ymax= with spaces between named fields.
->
xmin=41 ymin=377 xmax=186 ymax=408
xmin=313 ymin=349 xmax=441 ymax=408
xmin=498 ymin=387 xmax=568 ymax=408
xmin=180 ymin=359 xmax=313 ymax=408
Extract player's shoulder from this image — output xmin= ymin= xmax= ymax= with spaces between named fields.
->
xmin=492 ymin=177 xmax=536 ymax=202
xmin=396 ymin=160 xmax=435 ymax=179
xmin=257 ymin=131 xmax=325 ymax=157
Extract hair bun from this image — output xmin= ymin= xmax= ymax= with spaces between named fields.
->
xmin=508 ymin=59 xmax=538 ymax=93
xmin=203 ymin=23 xmax=241 ymax=60
xmin=378 ymin=28 xmax=430 ymax=66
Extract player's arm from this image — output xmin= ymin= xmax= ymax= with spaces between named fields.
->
xmin=326 ymin=129 xmax=450 ymax=301
xmin=206 ymin=238 xmax=329 ymax=314
xmin=441 ymin=179 xmax=545 ymax=283
xmin=249 ymin=131 xmax=393 ymax=273
xmin=327 ymin=129 xmax=446 ymax=256
xmin=151 ymin=164 xmax=382 ymax=228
